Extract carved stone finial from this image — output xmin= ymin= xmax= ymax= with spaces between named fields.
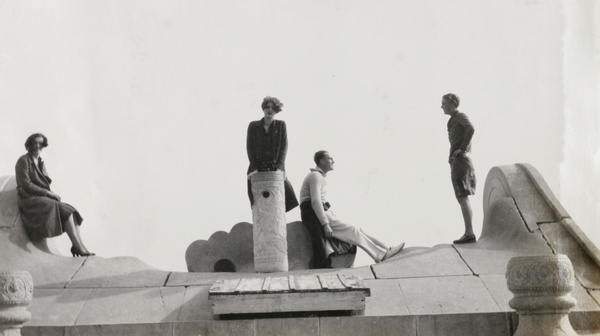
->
xmin=250 ymin=171 xmax=288 ymax=273
xmin=0 ymin=270 xmax=33 ymax=336
xmin=506 ymin=255 xmax=578 ymax=336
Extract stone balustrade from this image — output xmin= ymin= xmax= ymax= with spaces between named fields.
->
xmin=0 ymin=271 xmax=33 ymax=336
xmin=506 ymin=255 xmax=578 ymax=336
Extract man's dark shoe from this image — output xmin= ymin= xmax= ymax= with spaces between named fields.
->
xmin=453 ymin=234 xmax=476 ymax=244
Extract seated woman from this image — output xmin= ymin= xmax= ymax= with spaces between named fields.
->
xmin=15 ymin=133 xmax=94 ymax=257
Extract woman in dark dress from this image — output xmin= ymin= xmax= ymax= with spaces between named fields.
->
xmin=246 ymin=96 xmax=299 ymax=212
xmin=15 ymin=133 xmax=94 ymax=257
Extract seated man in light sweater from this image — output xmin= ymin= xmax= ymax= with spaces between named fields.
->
xmin=299 ymin=150 xmax=405 ymax=268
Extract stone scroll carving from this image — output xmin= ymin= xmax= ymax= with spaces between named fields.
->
xmin=506 ymin=255 xmax=578 ymax=336
xmin=0 ymin=270 xmax=33 ymax=336
xmin=250 ymin=171 xmax=288 ymax=273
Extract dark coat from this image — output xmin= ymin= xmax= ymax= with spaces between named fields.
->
xmin=15 ymin=154 xmax=82 ymax=241
xmin=246 ymin=118 xmax=288 ymax=173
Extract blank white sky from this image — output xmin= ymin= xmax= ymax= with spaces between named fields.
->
xmin=2 ymin=1 xmax=593 ymax=271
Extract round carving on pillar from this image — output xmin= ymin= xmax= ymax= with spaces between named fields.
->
xmin=262 ymin=191 xmax=270 ymax=198
xmin=0 ymin=270 xmax=33 ymax=327
xmin=506 ymin=255 xmax=574 ymax=295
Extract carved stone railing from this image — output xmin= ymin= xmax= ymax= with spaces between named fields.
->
xmin=0 ymin=271 xmax=33 ymax=336
xmin=506 ymin=255 xmax=578 ymax=336
xmin=250 ymin=171 xmax=288 ymax=272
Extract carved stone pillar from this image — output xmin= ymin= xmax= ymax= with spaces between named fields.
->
xmin=0 ymin=271 xmax=33 ymax=336
xmin=250 ymin=171 xmax=288 ymax=272
xmin=506 ymin=255 xmax=578 ymax=336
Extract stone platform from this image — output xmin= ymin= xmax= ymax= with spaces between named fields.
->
xmin=1 ymin=163 xmax=600 ymax=336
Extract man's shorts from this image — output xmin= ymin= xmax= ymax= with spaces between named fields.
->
xmin=450 ymin=153 xmax=476 ymax=197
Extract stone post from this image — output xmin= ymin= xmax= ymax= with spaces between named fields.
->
xmin=0 ymin=271 xmax=33 ymax=336
xmin=505 ymin=255 xmax=578 ymax=336
xmin=250 ymin=171 xmax=288 ymax=272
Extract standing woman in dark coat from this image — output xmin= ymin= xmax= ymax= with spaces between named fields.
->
xmin=246 ymin=96 xmax=299 ymax=212
xmin=15 ymin=133 xmax=94 ymax=257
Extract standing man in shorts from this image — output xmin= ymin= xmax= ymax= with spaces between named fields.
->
xmin=441 ymin=93 xmax=477 ymax=244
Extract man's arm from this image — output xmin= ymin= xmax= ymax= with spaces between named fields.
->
xmin=459 ymin=114 xmax=474 ymax=151
xmin=308 ymin=173 xmax=333 ymax=238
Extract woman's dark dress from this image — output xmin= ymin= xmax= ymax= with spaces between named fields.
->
xmin=246 ymin=118 xmax=299 ymax=212
xmin=15 ymin=154 xmax=83 ymax=241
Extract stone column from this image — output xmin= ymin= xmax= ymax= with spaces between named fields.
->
xmin=506 ymin=255 xmax=578 ymax=336
xmin=0 ymin=271 xmax=33 ymax=336
xmin=250 ymin=171 xmax=288 ymax=272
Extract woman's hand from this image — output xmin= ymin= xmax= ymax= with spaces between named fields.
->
xmin=247 ymin=170 xmax=258 ymax=179
xmin=449 ymin=149 xmax=464 ymax=163
xmin=46 ymin=191 xmax=61 ymax=201
xmin=323 ymin=224 xmax=333 ymax=239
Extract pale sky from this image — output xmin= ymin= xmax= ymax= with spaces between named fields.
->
xmin=1 ymin=1 xmax=596 ymax=271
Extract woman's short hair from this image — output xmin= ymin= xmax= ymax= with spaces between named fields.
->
xmin=261 ymin=96 xmax=284 ymax=113
xmin=442 ymin=93 xmax=460 ymax=108
xmin=314 ymin=150 xmax=329 ymax=165
xmin=25 ymin=133 xmax=48 ymax=151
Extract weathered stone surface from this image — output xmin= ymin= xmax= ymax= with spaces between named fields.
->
xmin=185 ymin=221 xmax=355 ymax=274
xmin=167 ymin=266 xmax=373 ymax=288
xmin=255 ymin=318 xmax=319 ymax=336
xmin=484 ymin=165 xmax=559 ymax=232
xmin=364 ymin=279 xmax=410 ymax=316
xmin=372 ymin=245 xmax=472 ymax=279
xmin=540 ymin=222 xmax=600 ymax=289
xmin=417 ymin=313 xmax=513 ymax=336
xmin=206 ymin=320 xmax=253 ymax=336
xmin=320 ymin=316 xmax=416 ymax=336
xmin=177 ymin=286 xmax=213 ymax=321
xmin=28 ymin=288 xmax=91 ymax=326
xmin=479 ymin=274 xmax=513 ymax=312
xmin=0 ymin=270 xmax=33 ymax=336
xmin=75 ymin=287 xmax=185 ymax=325
xmin=251 ymin=171 xmax=288 ymax=273
xmin=399 ymin=275 xmax=500 ymax=314
xmin=506 ymin=255 xmax=578 ymax=336
xmin=66 ymin=256 xmax=169 ymax=288
xmin=65 ymin=323 xmax=174 ymax=336
xmin=22 ymin=326 xmax=65 ymax=336
xmin=173 ymin=321 xmax=208 ymax=336
xmin=455 ymin=197 xmax=553 ymax=275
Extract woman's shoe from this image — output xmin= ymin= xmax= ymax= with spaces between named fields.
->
xmin=453 ymin=234 xmax=476 ymax=244
xmin=71 ymin=246 xmax=94 ymax=257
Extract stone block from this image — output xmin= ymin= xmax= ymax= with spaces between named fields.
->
xmin=66 ymin=256 xmax=170 ymax=288
xmin=456 ymin=197 xmax=553 ymax=275
xmin=372 ymin=245 xmax=472 ymax=279
xmin=479 ymin=274 xmax=513 ymax=312
xmin=177 ymin=286 xmax=213 ymax=321
xmin=540 ymin=222 xmax=600 ymax=289
xmin=417 ymin=313 xmax=513 ymax=336
xmin=0 ymin=189 xmax=19 ymax=228
xmin=255 ymin=317 xmax=319 ymax=336
xmin=173 ymin=321 xmax=208 ymax=336
xmin=65 ymin=323 xmax=174 ymax=336
xmin=399 ymin=275 xmax=500 ymax=314
xmin=320 ymin=316 xmax=416 ymax=336
xmin=206 ymin=320 xmax=254 ymax=336
xmin=28 ymin=288 xmax=92 ymax=326
xmin=22 ymin=326 xmax=66 ymax=336
xmin=75 ymin=287 xmax=185 ymax=325
xmin=364 ymin=279 xmax=410 ymax=316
